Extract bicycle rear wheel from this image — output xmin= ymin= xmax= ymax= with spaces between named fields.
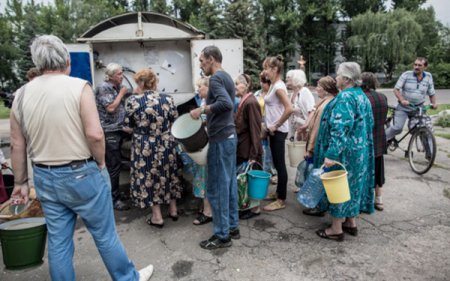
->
xmin=408 ymin=127 xmax=436 ymax=174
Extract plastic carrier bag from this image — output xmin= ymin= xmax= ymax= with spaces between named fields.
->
xmin=294 ymin=157 xmax=314 ymax=188
xmin=297 ymin=168 xmax=325 ymax=208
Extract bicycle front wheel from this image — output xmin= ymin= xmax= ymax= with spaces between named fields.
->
xmin=408 ymin=127 xmax=436 ymax=174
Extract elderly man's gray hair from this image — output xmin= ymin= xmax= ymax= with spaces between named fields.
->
xmin=337 ymin=62 xmax=361 ymax=85
xmin=30 ymin=35 xmax=70 ymax=72
xmin=286 ymin=69 xmax=307 ymax=88
xmin=105 ymin=63 xmax=122 ymax=81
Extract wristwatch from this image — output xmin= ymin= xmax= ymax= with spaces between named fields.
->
xmin=200 ymin=106 xmax=206 ymax=114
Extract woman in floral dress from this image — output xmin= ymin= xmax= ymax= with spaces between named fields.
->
xmin=124 ymin=69 xmax=182 ymax=228
xmin=314 ymin=62 xmax=375 ymax=241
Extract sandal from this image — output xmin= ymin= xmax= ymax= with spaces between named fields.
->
xmin=316 ymin=229 xmax=344 ymax=242
xmin=264 ymin=192 xmax=278 ymax=201
xmin=375 ymin=202 xmax=384 ymax=211
xmin=146 ymin=218 xmax=164 ymax=229
xmin=168 ymin=213 xmax=179 ymax=221
xmin=193 ymin=213 xmax=213 ymax=225
xmin=342 ymin=225 xmax=358 ymax=236
xmin=263 ymin=200 xmax=285 ymax=211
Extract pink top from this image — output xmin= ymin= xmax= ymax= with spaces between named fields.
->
xmin=264 ymin=80 xmax=289 ymax=133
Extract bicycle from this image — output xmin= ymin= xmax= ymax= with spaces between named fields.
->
xmin=385 ymin=104 xmax=436 ymax=175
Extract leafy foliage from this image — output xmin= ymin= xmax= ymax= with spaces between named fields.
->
xmin=299 ymin=0 xmax=340 ymax=77
xmin=428 ymin=63 xmax=450 ymax=89
xmin=222 ymin=0 xmax=264 ymax=86
xmin=340 ymin=0 xmax=386 ymax=18
xmin=188 ymin=0 xmax=224 ymax=39
xmin=347 ymin=9 xmax=423 ymax=80
xmin=0 ymin=14 xmax=19 ymax=90
xmin=391 ymin=0 xmax=426 ymax=11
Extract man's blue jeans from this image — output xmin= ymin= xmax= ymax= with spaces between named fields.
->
xmin=33 ymin=161 xmax=138 ymax=281
xmin=206 ymin=136 xmax=239 ymax=240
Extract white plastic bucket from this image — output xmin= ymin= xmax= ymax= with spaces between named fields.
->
xmin=186 ymin=143 xmax=209 ymax=166
xmin=287 ymin=141 xmax=306 ymax=168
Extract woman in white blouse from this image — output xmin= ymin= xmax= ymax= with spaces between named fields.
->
xmin=286 ymin=69 xmax=315 ymax=141
xmin=261 ymin=55 xmax=293 ymax=211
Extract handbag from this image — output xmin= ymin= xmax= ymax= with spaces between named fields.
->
xmin=297 ymin=168 xmax=325 ymax=208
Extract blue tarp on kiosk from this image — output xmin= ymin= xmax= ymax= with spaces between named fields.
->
xmin=69 ymin=52 xmax=92 ymax=84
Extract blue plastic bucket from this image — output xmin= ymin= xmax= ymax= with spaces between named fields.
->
xmin=247 ymin=170 xmax=271 ymax=200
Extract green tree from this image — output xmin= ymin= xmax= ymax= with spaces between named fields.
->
xmin=16 ymin=1 xmax=45 ymax=83
xmin=347 ymin=9 xmax=423 ymax=80
xmin=132 ymin=0 xmax=150 ymax=11
xmin=70 ymin=0 xmax=125 ymax=40
xmin=150 ymin=0 xmax=171 ymax=14
xmin=413 ymin=7 xmax=442 ymax=59
xmin=222 ymin=0 xmax=263 ymax=86
xmin=5 ymin=0 xmax=24 ymax=32
xmin=188 ymin=0 xmax=225 ymax=39
xmin=298 ymin=0 xmax=340 ymax=78
xmin=51 ymin=0 xmax=75 ymax=42
xmin=340 ymin=0 xmax=386 ymax=18
xmin=391 ymin=0 xmax=426 ymax=11
xmin=259 ymin=0 xmax=302 ymax=74
xmin=172 ymin=0 xmax=202 ymax=21
xmin=0 ymin=14 xmax=19 ymax=89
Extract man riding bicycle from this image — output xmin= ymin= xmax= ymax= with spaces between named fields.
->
xmin=386 ymin=57 xmax=437 ymax=143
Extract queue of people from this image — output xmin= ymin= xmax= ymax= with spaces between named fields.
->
xmin=8 ymin=32 xmax=437 ymax=279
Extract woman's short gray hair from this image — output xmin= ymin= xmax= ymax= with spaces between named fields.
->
xmin=105 ymin=63 xmax=122 ymax=81
xmin=30 ymin=35 xmax=70 ymax=72
xmin=337 ymin=62 xmax=361 ymax=85
xmin=286 ymin=69 xmax=307 ymax=87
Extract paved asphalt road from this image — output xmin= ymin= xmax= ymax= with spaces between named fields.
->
xmin=311 ymin=88 xmax=450 ymax=106
xmin=377 ymin=89 xmax=450 ymax=106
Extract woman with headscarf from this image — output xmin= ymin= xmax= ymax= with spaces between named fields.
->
xmin=314 ymin=62 xmax=374 ymax=241
xmin=234 ymin=73 xmax=263 ymax=219
xmin=297 ymin=76 xmax=339 ymax=197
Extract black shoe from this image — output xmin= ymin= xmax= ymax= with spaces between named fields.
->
xmin=113 ymin=200 xmax=130 ymax=211
xmin=119 ymin=191 xmax=130 ymax=201
xmin=200 ymin=235 xmax=232 ymax=250
xmin=230 ymin=227 xmax=240 ymax=240
xmin=239 ymin=210 xmax=261 ymax=220
xmin=302 ymin=207 xmax=325 ymax=217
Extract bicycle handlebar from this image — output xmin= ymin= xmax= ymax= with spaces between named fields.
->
xmin=388 ymin=104 xmax=431 ymax=111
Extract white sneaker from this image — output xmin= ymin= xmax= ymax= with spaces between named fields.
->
xmin=138 ymin=264 xmax=154 ymax=281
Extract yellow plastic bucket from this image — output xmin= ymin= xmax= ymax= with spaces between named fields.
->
xmin=287 ymin=141 xmax=306 ymax=168
xmin=320 ymin=162 xmax=350 ymax=204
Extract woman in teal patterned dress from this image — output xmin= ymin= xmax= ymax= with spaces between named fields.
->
xmin=314 ymin=62 xmax=375 ymax=241
xmin=124 ymin=69 xmax=182 ymax=228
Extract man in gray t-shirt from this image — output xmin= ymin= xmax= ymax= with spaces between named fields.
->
xmin=386 ymin=57 xmax=437 ymax=141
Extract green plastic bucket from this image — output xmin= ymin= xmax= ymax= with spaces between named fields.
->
xmin=0 ymin=217 xmax=47 ymax=270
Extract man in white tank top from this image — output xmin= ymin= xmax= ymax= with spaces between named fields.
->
xmin=10 ymin=35 xmax=153 ymax=281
